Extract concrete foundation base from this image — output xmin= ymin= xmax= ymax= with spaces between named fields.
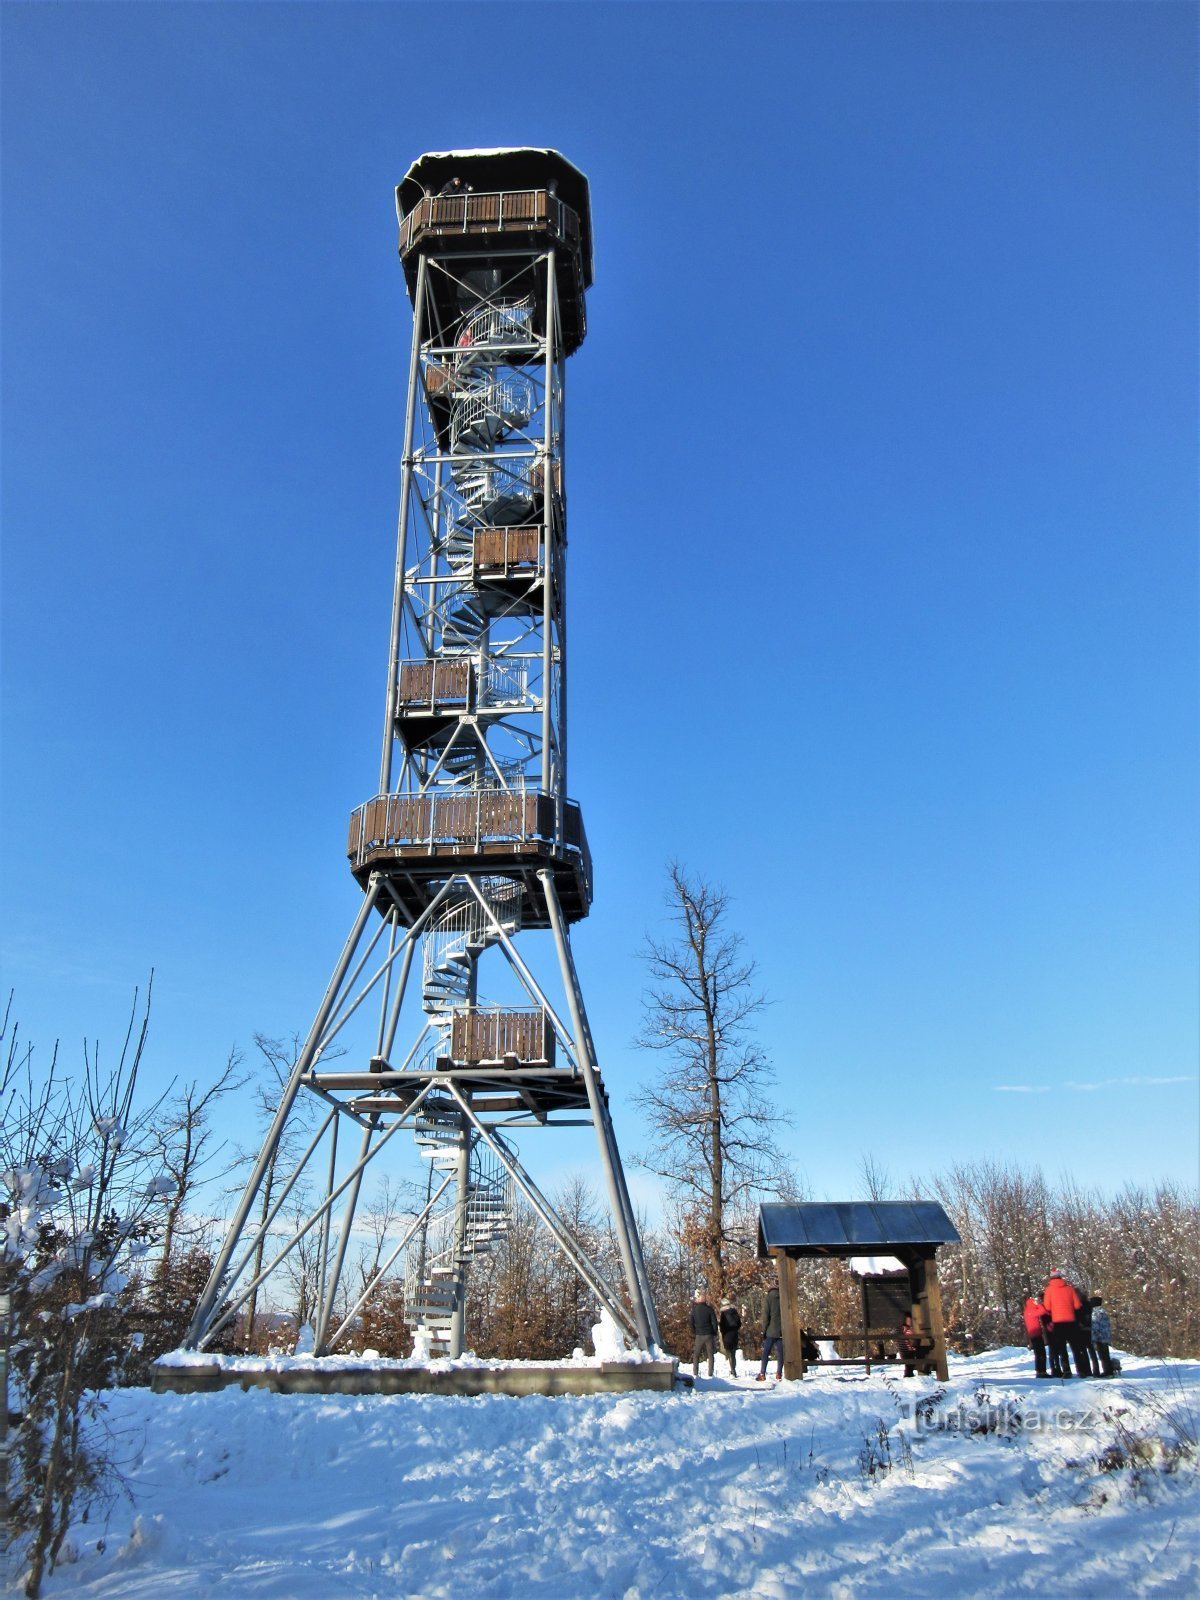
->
xmin=150 ymin=1358 xmax=679 ymax=1398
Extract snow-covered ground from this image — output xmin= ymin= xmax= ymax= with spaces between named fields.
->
xmin=20 ymin=1347 xmax=1200 ymax=1598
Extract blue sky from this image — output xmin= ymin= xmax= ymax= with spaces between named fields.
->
xmin=2 ymin=2 xmax=1196 ymax=1207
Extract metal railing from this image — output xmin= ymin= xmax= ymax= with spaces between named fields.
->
xmin=350 ymin=788 xmax=537 ymax=857
xmin=422 ymin=882 xmax=523 ymax=1000
xmin=458 ymin=298 xmax=535 ymax=353
xmin=395 ymin=658 xmax=531 ymax=713
xmin=451 ymin=455 xmax=536 ymax=525
xmin=450 ymin=375 xmax=535 ymax=451
xmin=479 ymin=659 xmax=529 ymax=707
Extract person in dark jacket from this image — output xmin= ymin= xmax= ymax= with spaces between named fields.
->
xmin=1023 ymin=1292 xmax=1051 ymax=1378
xmin=718 ymin=1298 xmax=743 ymax=1376
xmin=1090 ymin=1297 xmax=1116 ymax=1376
xmin=756 ymin=1284 xmax=784 ymax=1381
xmin=689 ymin=1290 xmax=718 ymax=1378
xmin=1076 ymin=1290 xmax=1100 ymax=1376
xmin=1042 ymin=1269 xmax=1084 ymax=1377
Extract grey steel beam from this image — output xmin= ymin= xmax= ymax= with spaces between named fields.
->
xmin=313 ymin=1111 xmax=377 ymax=1355
xmin=315 ymin=1113 xmax=339 ymax=1342
xmin=540 ymin=248 xmax=557 ymax=796
xmin=380 ymin=252 xmax=429 ymax=793
xmin=446 ymin=1085 xmax=636 ymax=1342
xmin=221 ymin=1108 xmax=340 ymax=1303
xmin=324 ymin=1172 xmax=453 ymax=1351
xmin=197 ymin=1079 xmax=436 ymax=1350
xmin=186 ymin=885 xmax=381 ymax=1344
xmin=541 ymin=870 xmax=658 ymax=1351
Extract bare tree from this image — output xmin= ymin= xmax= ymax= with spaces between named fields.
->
xmin=152 ymin=1047 xmax=246 ymax=1269
xmin=633 ymin=864 xmax=789 ymax=1299
xmin=338 ymin=1177 xmax=417 ymax=1355
xmin=236 ymin=1034 xmax=317 ymax=1349
xmin=858 ymin=1152 xmax=892 ymax=1202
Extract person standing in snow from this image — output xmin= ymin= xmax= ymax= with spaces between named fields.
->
xmin=1042 ymin=1269 xmax=1083 ymax=1377
xmin=1090 ymin=1297 xmax=1116 ymax=1376
xmin=689 ymin=1289 xmax=719 ymax=1378
xmin=1076 ymin=1290 xmax=1100 ymax=1376
xmin=718 ymin=1298 xmax=742 ymax=1375
xmin=1023 ymin=1290 xmax=1052 ymax=1378
xmin=756 ymin=1283 xmax=784 ymax=1381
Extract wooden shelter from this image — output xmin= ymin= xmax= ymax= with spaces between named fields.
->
xmin=756 ymin=1201 xmax=959 ymax=1380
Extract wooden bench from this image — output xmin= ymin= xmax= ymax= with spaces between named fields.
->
xmin=795 ymin=1330 xmax=937 ymax=1377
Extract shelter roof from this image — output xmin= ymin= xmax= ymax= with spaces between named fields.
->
xmin=757 ymin=1201 xmax=959 ymax=1258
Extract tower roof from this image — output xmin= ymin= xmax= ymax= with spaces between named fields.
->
xmin=397 ymin=148 xmax=593 ymax=287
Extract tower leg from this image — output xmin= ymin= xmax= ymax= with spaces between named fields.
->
xmin=449 ymin=1087 xmax=637 ymax=1339
xmin=541 ymin=871 xmax=659 ymax=1351
xmin=312 ymin=1115 xmax=376 ymax=1354
xmin=187 ymin=885 xmax=380 ymax=1344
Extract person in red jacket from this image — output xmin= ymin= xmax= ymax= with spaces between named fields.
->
xmin=1023 ymin=1292 xmax=1051 ymax=1377
xmin=1042 ymin=1269 xmax=1083 ymax=1378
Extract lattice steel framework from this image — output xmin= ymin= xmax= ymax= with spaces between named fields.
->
xmin=185 ymin=149 xmax=660 ymax=1358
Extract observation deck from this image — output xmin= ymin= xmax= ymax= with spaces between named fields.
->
xmin=305 ymin=1006 xmax=589 ymax=1120
xmin=396 ymin=148 xmax=592 ymax=357
xmin=348 ymin=790 xmax=591 ymax=927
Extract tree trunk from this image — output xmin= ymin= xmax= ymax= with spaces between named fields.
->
xmin=25 ymin=1325 xmax=81 ymax=1598
xmin=0 ymin=1269 xmax=10 ymax=1546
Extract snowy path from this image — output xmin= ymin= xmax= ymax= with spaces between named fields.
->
xmin=25 ymin=1348 xmax=1200 ymax=1598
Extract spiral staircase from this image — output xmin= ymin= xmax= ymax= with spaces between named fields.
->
xmin=400 ymin=300 xmax=540 ymax=1351
xmin=403 ymin=1113 xmax=516 ymax=1357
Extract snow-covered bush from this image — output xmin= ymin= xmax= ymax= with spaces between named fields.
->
xmin=924 ymin=1160 xmax=1200 ymax=1359
xmin=0 ymin=989 xmax=175 ymax=1597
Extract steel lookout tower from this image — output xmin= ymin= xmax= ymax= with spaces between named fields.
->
xmin=186 ymin=148 xmax=661 ymax=1359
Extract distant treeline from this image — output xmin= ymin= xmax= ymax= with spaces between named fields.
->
xmin=449 ymin=1163 xmax=1200 ymax=1365
xmin=927 ymin=1162 xmax=1199 ymax=1360
xmin=124 ymin=1164 xmax=1200 ymax=1367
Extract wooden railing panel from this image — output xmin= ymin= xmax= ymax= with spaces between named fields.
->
xmin=347 ymin=792 xmax=587 ymax=891
xmin=474 ymin=526 xmax=540 ymax=569
xmin=449 ymin=1008 xmax=554 ymax=1066
xmin=388 ymin=795 xmax=432 ymax=841
xmin=398 ymin=660 xmax=471 ymax=706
